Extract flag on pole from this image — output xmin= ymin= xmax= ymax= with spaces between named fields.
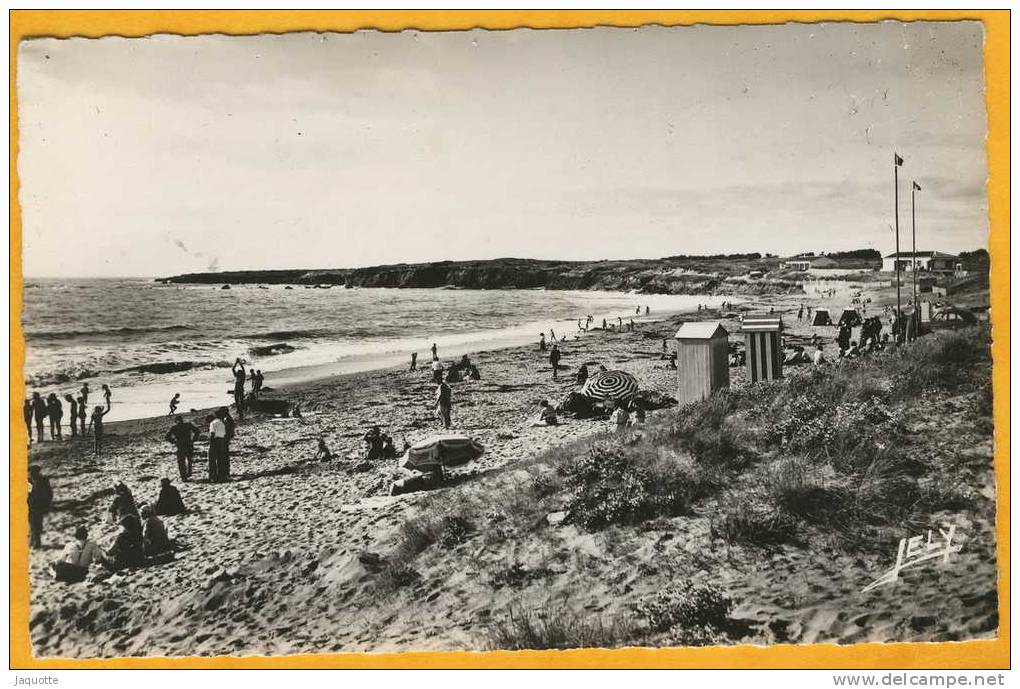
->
xmin=894 ymin=153 xmax=904 ymax=166
xmin=912 ymin=181 xmax=922 ymax=191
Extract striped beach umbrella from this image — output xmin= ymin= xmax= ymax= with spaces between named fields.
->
xmin=581 ymin=370 xmax=640 ymax=403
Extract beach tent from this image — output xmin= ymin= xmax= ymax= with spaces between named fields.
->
xmin=838 ymin=309 xmax=863 ymax=328
xmin=581 ymin=370 xmax=640 ymax=403
xmin=399 ymin=434 xmax=484 ymax=471
xmin=811 ymin=309 xmax=832 ymax=326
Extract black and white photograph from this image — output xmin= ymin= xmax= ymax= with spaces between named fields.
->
xmin=15 ymin=17 xmax=999 ymax=660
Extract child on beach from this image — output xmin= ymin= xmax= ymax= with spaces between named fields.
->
xmin=611 ymin=404 xmax=630 ymax=432
xmin=87 ymin=399 xmax=112 ymax=456
xmin=102 ymin=384 xmax=112 ymax=407
xmin=169 ymin=393 xmax=180 ymax=415
xmin=549 ymin=344 xmax=561 ymax=379
xmin=76 ymin=397 xmax=87 ymax=436
xmin=409 ymin=352 xmax=418 ymax=371
xmin=315 ymin=437 xmax=333 ymax=462
xmin=533 ymin=400 xmax=558 ymax=426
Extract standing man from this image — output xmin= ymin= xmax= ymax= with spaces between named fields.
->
xmin=23 ymin=398 xmax=33 ymax=443
xmin=435 ymin=376 xmax=452 ymax=430
xmin=430 ymin=343 xmax=438 ymax=361
xmin=549 ymin=344 xmax=561 ymax=379
xmin=166 ymin=416 xmax=201 ymax=481
xmin=64 ymin=394 xmax=79 ymax=437
xmin=28 ymin=465 xmax=53 ymax=548
xmin=47 ymin=393 xmax=63 ymax=440
xmin=80 ymin=383 xmax=90 ymax=410
xmin=31 ymin=392 xmax=47 ymax=442
xmin=431 ymin=357 xmax=444 ymax=384
xmin=231 ymin=358 xmax=246 ymax=421
xmin=409 ymin=352 xmax=418 ymax=372
xmin=207 ymin=412 xmax=227 ymax=483
xmin=539 ymin=333 xmax=547 ymax=352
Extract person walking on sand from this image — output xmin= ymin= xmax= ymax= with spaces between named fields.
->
xmin=23 ymin=398 xmax=33 ymax=444
xmin=798 ymin=304 xmax=804 ymax=321
xmin=28 ymin=465 xmax=53 ymax=548
xmin=409 ymin=352 xmax=418 ymax=372
xmin=32 ymin=392 xmax=47 ymax=442
xmin=549 ymin=344 xmax=561 ymax=379
xmin=636 ymin=306 xmax=640 ymax=316
xmin=168 ymin=393 xmax=180 ymax=416
xmin=645 ymin=306 xmax=650 ymax=315
xmin=80 ymin=383 xmax=90 ymax=410
xmin=218 ymin=407 xmax=235 ymax=481
xmin=539 ymin=332 xmax=547 ymax=352
xmin=76 ymin=397 xmax=87 ymax=437
xmin=601 ymin=318 xmax=607 ymax=330
xmin=47 ymin=393 xmax=63 ymax=440
xmin=166 ymin=415 xmax=200 ymax=481
xmin=64 ymin=395 xmax=78 ymax=437
xmin=435 ymin=376 xmax=453 ymax=430
xmin=102 ymin=384 xmax=112 ymax=407
xmin=231 ymin=358 xmax=246 ymax=420
xmin=431 ymin=343 xmax=438 ymax=361
xmin=87 ymin=399 xmax=112 ymax=456
xmin=549 ymin=328 xmax=556 ymax=342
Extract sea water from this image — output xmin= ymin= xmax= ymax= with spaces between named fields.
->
xmin=21 ymin=279 xmax=729 ymax=422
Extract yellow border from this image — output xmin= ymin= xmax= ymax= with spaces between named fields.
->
xmin=9 ymin=9 xmax=1010 ymax=669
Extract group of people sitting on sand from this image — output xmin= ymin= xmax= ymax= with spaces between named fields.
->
xmin=23 ymin=383 xmax=113 ymax=454
xmin=35 ymin=470 xmax=188 ymax=583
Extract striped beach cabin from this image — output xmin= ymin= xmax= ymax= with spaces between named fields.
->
xmin=674 ymin=321 xmax=730 ymax=405
xmin=741 ymin=315 xmax=783 ymax=383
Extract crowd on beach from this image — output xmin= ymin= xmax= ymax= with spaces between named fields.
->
xmin=27 ymin=302 xmax=669 ymax=585
xmin=29 ymin=294 xmax=925 ymax=586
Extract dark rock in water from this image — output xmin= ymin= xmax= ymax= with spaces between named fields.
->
xmin=221 ymin=284 xmax=231 ymax=290
xmin=248 ymin=343 xmax=296 ymax=357
xmin=358 ymin=551 xmax=384 ymax=571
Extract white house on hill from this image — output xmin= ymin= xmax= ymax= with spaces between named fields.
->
xmin=882 ymin=251 xmax=961 ymax=274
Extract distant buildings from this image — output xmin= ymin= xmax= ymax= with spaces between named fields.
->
xmin=882 ymin=251 xmax=961 ymax=274
xmin=779 ymin=255 xmax=838 ymax=271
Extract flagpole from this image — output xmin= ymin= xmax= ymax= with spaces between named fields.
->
xmin=911 ymin=181 xmax=918 ymax=329
xmin=894 ymin=155 xmax=901 ymax=330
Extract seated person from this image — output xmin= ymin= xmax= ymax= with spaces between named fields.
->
xmin=50 ymin=525 xmax=105 ymax=583
xmin=445 ymin=367 xmax=463 ymax=383
xmin=468 ymin=365 xmax=481 ymax=380
xmin=575 ymin=364 xmax=589 ymax=385
xmin=456 ymin=354 xmax=472 ymax=372
xmin=141 ymin=505 xmax=172 ymax=558
xmin=108 ymin=482 xmax=139 ymax=524
xmin=390 ymin=465 xmax=445 ymax=496
xmin=533 ymin=400 xmax=559 ymax=426
xmin=103 ymin=514 xmax=144 ymax=571
xmin=630 ymin=407 xmax=647 ymax=427
xmin=154 ymin=478 xmax=187 ymax=516
xmin=380 ymin=434 xmax=397 ymax=459
xmin=364 ymin=426 xmax=385 ymax=460
xmin=315 ymin=437 xmax=333 ymax=462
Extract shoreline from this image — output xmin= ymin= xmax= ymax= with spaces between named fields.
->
xmin=27 ymin=290 xmax=737 ymax=426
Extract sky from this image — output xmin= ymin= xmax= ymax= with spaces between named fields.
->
xmin=17 ymin=21 xmax=989 ymax=278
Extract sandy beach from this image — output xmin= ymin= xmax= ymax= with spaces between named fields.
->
xmin=23 ymin=280 xmax=998 ymax=657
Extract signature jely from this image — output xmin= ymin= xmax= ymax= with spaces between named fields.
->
xmin=862 ymin=524 xmax=960 ymax=593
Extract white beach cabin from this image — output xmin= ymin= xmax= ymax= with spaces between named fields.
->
xmin=674 ymin=321 xmax=730 ymax=405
